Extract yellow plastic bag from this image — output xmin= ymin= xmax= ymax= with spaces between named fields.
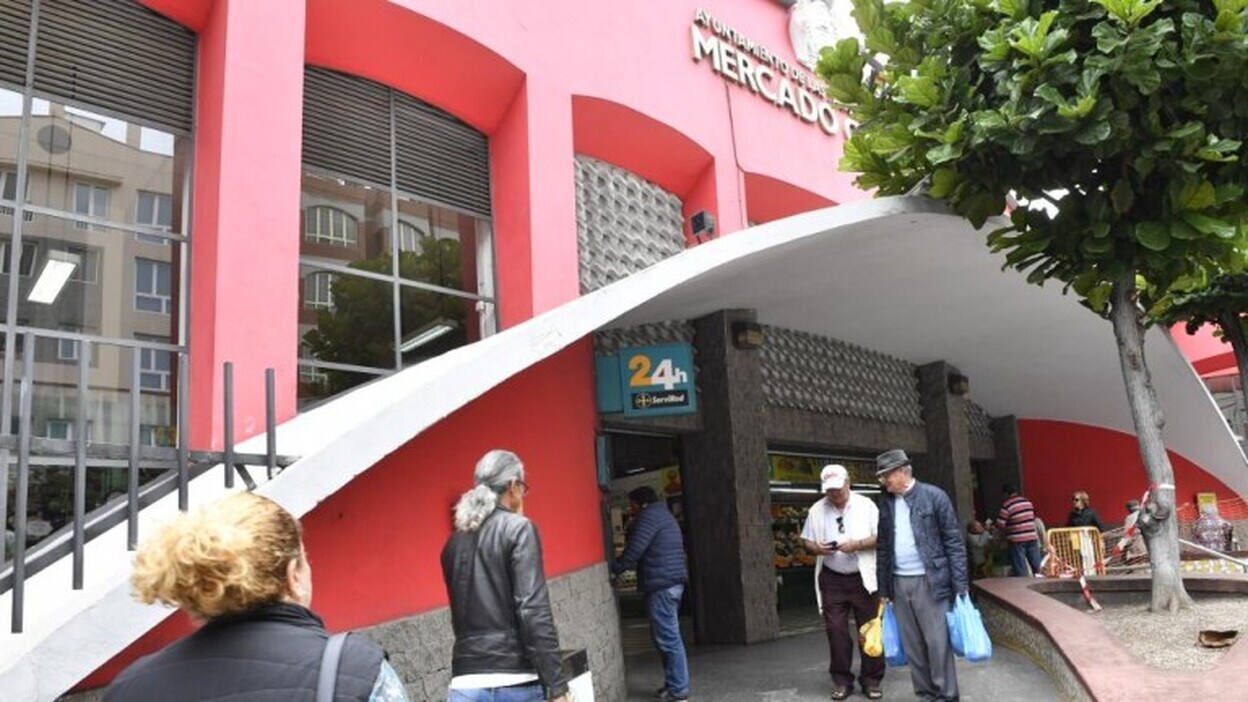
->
xmin=859 ymin=601 xmax=884 ymax=658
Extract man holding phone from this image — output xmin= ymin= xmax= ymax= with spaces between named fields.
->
xmin=801 ymin=464 xmax=883 ymax=700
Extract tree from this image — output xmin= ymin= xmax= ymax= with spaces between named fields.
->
xmin=1157 ymin=272 xmax=1248 ymax=432
xmin=818 ymin=0 xmax=1248 ymax=611
xmin=303 ymin=239 xmax=468 ymax=397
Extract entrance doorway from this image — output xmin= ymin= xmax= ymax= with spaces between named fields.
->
xmin=601 ymin=431 xmax=694 ymax=654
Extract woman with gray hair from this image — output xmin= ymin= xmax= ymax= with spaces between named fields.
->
xmin=441 ymin=450 xmax=569 ymax=702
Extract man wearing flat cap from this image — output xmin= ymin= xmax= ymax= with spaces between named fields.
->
xmin=800 ymin=464 xmax=883 ymax=700
xmin=874 ymin=449 xmax=968 ymax=702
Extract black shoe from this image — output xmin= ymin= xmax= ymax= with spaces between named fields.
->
xmin=831 ymin=688 xmax=851 ymax=701
xmin=865 ymin=688 xmax=884 ymax=700
xmin=658 ymin=691 xmax=689 ymax=702
xmin=653 ymin=688 xmax=667 ymax=700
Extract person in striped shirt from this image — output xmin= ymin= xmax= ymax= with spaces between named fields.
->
xmin=996 ymin=485 xmax=1044 ymax=577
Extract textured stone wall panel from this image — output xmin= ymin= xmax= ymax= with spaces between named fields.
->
xmin=575 ymin=156 xmax=685 ymax=293
xmin=967 ymin=400 xmax=995 ymax=439
xmin=360 ymin=563 xmax=625 ymax=701
xmin=760 ymin=326 xmax=923 ymax=426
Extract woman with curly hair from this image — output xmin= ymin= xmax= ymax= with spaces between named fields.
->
xmin=105 ymin=491 xmax=408 ymax=701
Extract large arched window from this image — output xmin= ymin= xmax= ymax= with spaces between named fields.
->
xmin=0 ymin=0 xmax=195 ymax=542
xmin=304 ymin=206 xmax=357 ymax=247
xmin=296 ymin=68 xmax=496 ymax=409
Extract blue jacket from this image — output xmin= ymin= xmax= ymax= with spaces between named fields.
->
xmin=876 ymin=481 xmax=969 ymax=602
xmin=611 ymin=502 xmax=687 ymax=592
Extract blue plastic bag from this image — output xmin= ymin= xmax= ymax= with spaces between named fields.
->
xmin=882 ymin=601 xmax=907 ymax=666
xmin=946 ymin=593 xmax=993 ymax=662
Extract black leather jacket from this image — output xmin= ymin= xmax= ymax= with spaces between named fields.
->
xmin=441 ymin=507 xmax=568 ymax=698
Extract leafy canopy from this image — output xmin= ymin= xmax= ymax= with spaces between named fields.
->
xmin=818 ymin=0 xmax=1248 ymax=313
xmin=1155 ymin=271 xmax=1248 ymax=333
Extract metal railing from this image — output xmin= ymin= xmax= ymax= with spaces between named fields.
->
xmin=0 ymin=332 xmax=296 ymax=633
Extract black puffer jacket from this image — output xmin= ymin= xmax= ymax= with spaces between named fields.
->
xmin=104 ymin=602 xmax=384 ymax=701
xmin=441 ymin=507 xmax=568 ymax=698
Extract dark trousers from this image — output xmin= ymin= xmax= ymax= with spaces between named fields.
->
xmin=818 ymin=568 xmax=885 ymax=692
xmin=893 ymin=575 xmax=959 ymax=701
xmin=1009 ymin=539 xmax=1043 ymax=577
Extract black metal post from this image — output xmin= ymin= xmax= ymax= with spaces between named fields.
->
xmin=223 ymin=362 xmax=234 ymax=488
xmin=265 ymin=368 xmax=276 ymax=480
xmin=72 ymin=341 xmax=89 ymax=589
xmin=128 ymin=347 xmax=142 ymax=549
xmin=177 ymin=352 xmax=189 ymax=511
xmin=12 ymin=333 xmax=34 ymax=632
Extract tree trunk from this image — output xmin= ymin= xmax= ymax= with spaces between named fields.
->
xmin=1218 ymin=311 xmax=1248 ymax=438
xmin=1109 ymin=272 xmax=1193 ymax=613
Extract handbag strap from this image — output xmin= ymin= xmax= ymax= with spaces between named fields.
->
xmin=317 ymin=632 xmax=349 ymax=702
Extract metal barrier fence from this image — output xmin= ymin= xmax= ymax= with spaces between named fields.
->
xmin=0 ymin=331 xmax=295 ymax=633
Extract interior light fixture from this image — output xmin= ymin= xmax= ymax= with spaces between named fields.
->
xmin=399 ymin=319 xmax=456 ymax=354
xmin=27 ymin=249 xmax=80 ymax=304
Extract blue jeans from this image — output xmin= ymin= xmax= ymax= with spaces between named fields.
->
xmin=447 ymin=681 xmax=545 ymax=701
xmin=1010 ymin=539 xmax=1044 ymax=577
xmin=647 ymin=583 xmax=690 ymax=696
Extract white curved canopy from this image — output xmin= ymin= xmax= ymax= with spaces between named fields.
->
xmin=6 ymin=196 xmax=1244 ymax=701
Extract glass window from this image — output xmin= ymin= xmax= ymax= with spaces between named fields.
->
xmin=0 ymin=168 xmax=29 ymax=219
xmin=139 ymin=347 xmax=171 ymax=391
xmin=398 ymin=220 xmax=427 ymax=252
xmin=135 ymin=258 xmax=172 ymax=314
xmin=297 ymin=73 xmax=496 ymax=409
xmin=45 ymin=418 xmax=73 ymax=440
xmin=4 ymin=215 xmax=179 ymax=340
xmin=1 ymin=237 xmax=38 ymax=276
xmin=56 ymin=337 xmax=78 ymax=361
xmin=395 ymin=198 xmax=484 ymax=294
xmin=135 ymin=190 xmax=173 ymax=244
xmin=305 ymin=205 xmax=357 ymax=247
xmin=304 ymin=272 xmax=336 ymax=310
xmin=74 ymin=182 xmax=111 ymax=229
xmin=298 ymin=265 xmax=395 ymax=374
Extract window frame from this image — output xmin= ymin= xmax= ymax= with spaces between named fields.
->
xmin=134 ymin=258 xmax=172 ymax=315
xmin=304 ymin=205 xmax=358 ymax=247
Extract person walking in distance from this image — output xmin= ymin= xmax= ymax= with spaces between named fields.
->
xmin=441 ymin=450 xmax=569 ymax=702
xmin=997 ymin=485 xmax=1044 ymax=577
xmin=800 ymin=464 xmax=883 ymax=700
xmin=875 ymin=449 xmax=969 ymax=702
xmin=612 ymin=486 xmax=690 ymax=702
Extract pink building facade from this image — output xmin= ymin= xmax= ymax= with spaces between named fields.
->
xmin=0 ymin=1 xmax=1239 ymax=698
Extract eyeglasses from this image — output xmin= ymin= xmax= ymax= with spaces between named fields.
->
xmin=836 ymin=516 xmax=845 ymax=534
xmin=515 ymin=479 xmax=530 ymax=495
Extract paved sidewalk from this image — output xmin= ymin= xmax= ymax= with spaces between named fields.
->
xmin=623 ymin=628 xmax=1062 ymax=701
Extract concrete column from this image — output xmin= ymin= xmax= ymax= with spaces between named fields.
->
xmin=490 ymin=78 xmax=577 ymax=326
xmin=917 ymin=362 xmax=975 ymax=522
xmin=986 ymin=415 xmax=1023 ymax=507
xmin=188 ymin=0 xmax=306 ymax=448
xmin=682 ymin=309 xmax=778 ymax=644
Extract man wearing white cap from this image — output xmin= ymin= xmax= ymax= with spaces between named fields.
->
xmin=800 ymin=464 xmax=883 ymax=700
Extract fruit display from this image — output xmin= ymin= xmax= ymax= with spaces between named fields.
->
xmin=771 ymin=504 xmax=815 ymax=568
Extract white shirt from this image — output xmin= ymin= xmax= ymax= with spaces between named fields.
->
xmin=802 ymin=492 xmax=879 ymax=607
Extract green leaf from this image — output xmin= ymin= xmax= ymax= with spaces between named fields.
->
xmin=930 ymin=168 xmax=959 ymax=198
xmin=961 ymin=192 xmax=1005 ymax=228
xmin=1176 ymin=180 xmax=1217 ymax=210
xmin=1082 ymin=237 xmax=1114 ymax=255
xmin=1074 ymin=121 xmax=1112 ymax=144
xmin=1058 ymin=94 xmax=1097 ymax=118
xmin=1169 ymin=220 xmax=1200 ymax=240
xmin=996 ymin=0 xmax=1028 ymax=18
xmin=926 ymin=142 xmax=961 ymax=165
xmin=1134 ymin=221 xmax=1171 ymax=251
xmin=1180 ymin=212 xmax=1237 ymax=238
xmin=897 ymin=76 xmax=941 ymax=108
xmin=1167 ymin=122 xmax=1204 ymax=140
